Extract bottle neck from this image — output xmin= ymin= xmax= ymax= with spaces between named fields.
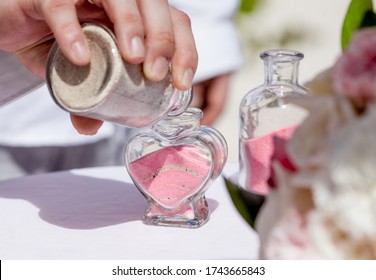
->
xmin=167 ymin=87 xmax=193 ymax=117
xmin=153 ymin=108 xmax=202 ymax=140
xmin=261 ymin=50 xmax=303 ymax=86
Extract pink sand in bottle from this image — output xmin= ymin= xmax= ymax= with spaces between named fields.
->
xmin=242 ymin=125 xmax=297 ymax=195
xmin=128 ymin=144 xmax=211 ymax=210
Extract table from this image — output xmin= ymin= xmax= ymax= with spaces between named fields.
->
xmin=0 ymin=163 xmax=259 ymax=259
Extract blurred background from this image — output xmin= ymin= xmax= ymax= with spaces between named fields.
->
xmin=0 ymin=0 xmax=352 ymax=180
xmin=213 ymin=0 xmax=350 ymax=162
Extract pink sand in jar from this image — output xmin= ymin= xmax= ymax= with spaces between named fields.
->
xmin=242 ymin=125 xmax=297 ymax=195
xmin=128 ymin=145 xmax=211 ymax=209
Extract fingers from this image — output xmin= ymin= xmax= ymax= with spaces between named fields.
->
xmin=169 ymin=7 xmax=198 ymax=91
xmin=100 ymin=0 xmax=197 ymax=89
xmin=33 ymin=0 xmax=197 ymax=87
xmin=98 ymin=0 xmax=174 ymax=80
xmin=70 ymin=115 xmax=104 ymax=135
xmin=37 ymin=0 xmax=90 ymax=66
xmin=100 ymin=0 xmax=145 ymax=64
xmin=138 ymin=0 xmax=175 ymax=81
xmin=195 ymin=74 xmax=231 ymax=125
xmin=190 ymin=83 xmax=205 ymax=109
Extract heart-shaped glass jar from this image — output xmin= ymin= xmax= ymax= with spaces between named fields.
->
xmin=125 ymin=108 xmax=228 ymax=228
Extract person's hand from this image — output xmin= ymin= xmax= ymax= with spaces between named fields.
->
xmin=0 ymin=0 xmax=198 ymax=135
xmin=191 ymin=74 xmax=231 ymax=125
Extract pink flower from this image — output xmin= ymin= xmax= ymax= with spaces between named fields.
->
xmin=333 ymin=28 xmax=376 ymax=104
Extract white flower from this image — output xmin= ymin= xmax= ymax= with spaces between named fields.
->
xmin=257 ymin=86 xmax=376 ymax=259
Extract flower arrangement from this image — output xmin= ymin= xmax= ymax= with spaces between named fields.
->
xmin=226 ymin=0 xmax=376 ymax=259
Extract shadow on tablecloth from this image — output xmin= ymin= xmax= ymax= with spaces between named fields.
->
xmin=0 ymin=171 xmax=219 ymax=230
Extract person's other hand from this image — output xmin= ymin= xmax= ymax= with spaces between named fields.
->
xmin=0 ymin=0 xmax=198 ymax=135
xmin=191 ymin=74 xmax=231 ymax=125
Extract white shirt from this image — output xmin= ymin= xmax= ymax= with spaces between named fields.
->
xmin=0 ymin=82 xmax=114 ymax=146
xmin=169 ymin=0 xmax=243 ymax=83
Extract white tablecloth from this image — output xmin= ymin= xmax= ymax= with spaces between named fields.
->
xmin=0 ymin=163 xmax=259 ymax=260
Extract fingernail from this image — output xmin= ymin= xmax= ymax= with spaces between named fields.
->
xmin=130 ymin=36 xmax=145 ymax=59
xmin=148 ymin=57 xmax=169 ymax=81
xmin=181 ymin=68 xmax=194 ymax=90
xmin=71 ymin=41 xmax=90 ymax=65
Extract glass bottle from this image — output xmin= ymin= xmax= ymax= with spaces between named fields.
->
xmin=46 ymin=22 xmax=191 ymax=128
xmin=125 ymin=108 xmax=228 ymax=228
xmin=239 ymin=49 xmax=308 ymax=194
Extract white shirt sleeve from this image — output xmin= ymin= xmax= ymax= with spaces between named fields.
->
xmin=169 ymin=0 xmax=243 ymax=83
